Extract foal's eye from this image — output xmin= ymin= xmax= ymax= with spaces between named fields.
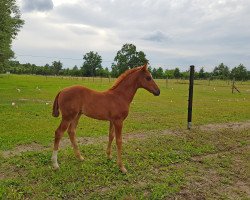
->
xmin=146 ymin=76 xmax=152 ymax=81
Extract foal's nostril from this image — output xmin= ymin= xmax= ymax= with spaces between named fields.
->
xmin=154 ymin=89 xmax=160 ymax=96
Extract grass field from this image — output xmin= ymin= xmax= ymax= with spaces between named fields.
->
xmin=0 ymin=74 xmax=250 ymax=199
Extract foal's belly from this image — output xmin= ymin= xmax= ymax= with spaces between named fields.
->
xmin=81 ymin=105 xmax=128 ymax=121
xmin=82 ymin=110 xmax=108 ymax=121
xmin=81 ymin=105 xmax=110 ymax=121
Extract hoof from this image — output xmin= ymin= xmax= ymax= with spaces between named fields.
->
xmin=120 ymin=167 xmax=127 ymax=174
xmin=106 ymin=150 xmax=112 ymax=160
xmin=52 ymin=163 xmax=59 ymax=170
xmin=78 ymin=155 xmax=84 ymax=161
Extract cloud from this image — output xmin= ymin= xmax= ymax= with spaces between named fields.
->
xmin=142 ymin=31 xmax=169 ymax=42
xmin=22 ymin=0 xmax=53 ymax=12
xmin=13 ymin=0 xmax=250 ymax=71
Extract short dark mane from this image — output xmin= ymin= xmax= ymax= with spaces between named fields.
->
xmin=110 ymin=66 xmax=142 ymax=90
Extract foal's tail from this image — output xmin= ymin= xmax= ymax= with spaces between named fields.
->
xmin=52 ymin=92 xmax=60 ymax=117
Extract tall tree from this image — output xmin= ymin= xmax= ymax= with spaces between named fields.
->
xmin=81 ymin=51 xmax=102 ymax=77
xmin=174 ymin=67 xmax=181 ymax=78
xmin=0 ymin=0 xmax=24 ymax=72
xmin=151 ymin=68 xmax=157 ymax=78
xmin=231 ymin=64 xmax=248 ymax=81
xmin=52 ymin=61 xmax=63 ymax=75
xmin=165 ymin=69 xmax=174 ymax=79
xmin=156 ymin=67 xmax=164 ymax=78
xmin=213 ymin=63 xmax=230 ymax=79
xmin=198 ymin=67 xmax=205 ymax=79
xmin=71 ymin=65 xmax=81 ymax=76
xmin=113 ymin=43 xmax=148 ymax=76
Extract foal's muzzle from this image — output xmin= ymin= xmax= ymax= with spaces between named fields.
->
xmin=153 ymin=89 xmax=160 ymax=96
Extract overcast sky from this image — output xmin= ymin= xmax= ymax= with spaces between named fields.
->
xmin=13 ymin=0 xmax=250 ymax=71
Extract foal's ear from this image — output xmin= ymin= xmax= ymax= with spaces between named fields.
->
xmin=141 ymin=63 xmax=148 ymax=71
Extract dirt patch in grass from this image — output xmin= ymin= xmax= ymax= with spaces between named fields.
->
xmin=19 ymin=98 xmax=52 ymax=103
xmin=2 ymin=142 xmax=45 ymax=158
xmin=235 ymin=181 xmax=250 ymax=197
xmin=174 ymin=145 xmax=250 ymax=199
xmin=0 ymin=172 xmax=5 ymax=180
xmin=189 ymin=145 xmax=248 ymax=163
xmin=1 ymin=121 xmax=249 ymax=158
xmin=199 ymin=120 xmax=250 ymax=132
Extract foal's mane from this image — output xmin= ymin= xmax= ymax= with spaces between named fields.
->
xmin=110 ymin=66 xmax=142 ymax=90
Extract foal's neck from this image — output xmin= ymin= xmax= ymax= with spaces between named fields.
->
xmin=111 ymin=73 xmax=139 ymax=104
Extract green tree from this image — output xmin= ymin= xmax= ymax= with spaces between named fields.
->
xmin=51 ymin=61 xmax=63 ymax=75
xmin=173 ymin=67 xmax=181 ymax=78
xmin=113 ymin=43 xmax=148 ymax=76
xmin=198 ymin=67 xmax=205 ymax=79
xmin=181 ymin=71 xmax=189 ymax=79
xmin=43 ymin=64 xmax=51 ymax=75
xmin=156 ymin=67 xmax=164 ymax=78
xmin=81 ymin=51 xmax=102 ymax=77
xmin=0 ymin=0 xmax=24 ymax=73
xmin=165 ymin=69 xmax=174 ymax=79
xmin=71 ymin=65 xmax=81 ymax=76
xmin=96 ymin=67 xmax=110 ymax=77
xmin=231 ymin=64 xmax=248 ymax=81
xmin=213 ymin=63 xmax=230 ymax=79
xmin=151 ymin=68 xmax=157 ymax=78
xmin=111 ymin=63 xmax=119 ymax=78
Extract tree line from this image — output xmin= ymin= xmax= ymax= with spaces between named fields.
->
xmin=3 ymin=43 xmax=250 ymax=81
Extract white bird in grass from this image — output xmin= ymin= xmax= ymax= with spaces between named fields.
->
xmin=16 ymin=88 xmax=20 ymax=92
xmin=12 ymin=102 xmax=15 ymax=106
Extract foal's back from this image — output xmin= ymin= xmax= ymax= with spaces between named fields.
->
xmin=57 ymin=85 xmax=126 ymax=121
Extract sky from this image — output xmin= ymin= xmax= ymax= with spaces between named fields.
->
xmin=13 ymin=0 xmax=250 ymax=71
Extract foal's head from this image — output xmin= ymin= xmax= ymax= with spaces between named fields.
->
xmin=137 ymin=64 xmax=160 ymax=96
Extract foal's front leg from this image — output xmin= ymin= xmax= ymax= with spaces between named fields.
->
xmin=113 ymin=120 xmax=127 ymax=173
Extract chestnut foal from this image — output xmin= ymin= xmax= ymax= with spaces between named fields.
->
xmin=51 ymin=64 xmax=160 ymax=173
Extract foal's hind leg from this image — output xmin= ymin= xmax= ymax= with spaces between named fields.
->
xmin=67 ymin=114 xmax=84 ymax=161
xmin=106 ymin=121 xmax=115 ymax=159
xmin=52 ymin=119 xmax=71 ymax=169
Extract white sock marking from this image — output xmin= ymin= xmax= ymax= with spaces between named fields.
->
xmin=52 ymin=150 xmax=59 ymax=169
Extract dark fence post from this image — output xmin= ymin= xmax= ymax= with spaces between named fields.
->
xmin=232 ymin=77 xmax=235 ymax=93
xmin=188 ymin=65 xmax=195 ymax=130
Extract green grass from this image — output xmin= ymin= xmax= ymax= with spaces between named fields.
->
xmin=0 ymin=75 xmax=249 ymax=150
xmin=0 ymin=74 xmax=250 ymax=199
xmin=0 ymin=127 xmax=249 ymax=199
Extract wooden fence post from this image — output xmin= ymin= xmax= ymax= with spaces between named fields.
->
xmin=188 ymin=65 xmax=195 ymax=130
